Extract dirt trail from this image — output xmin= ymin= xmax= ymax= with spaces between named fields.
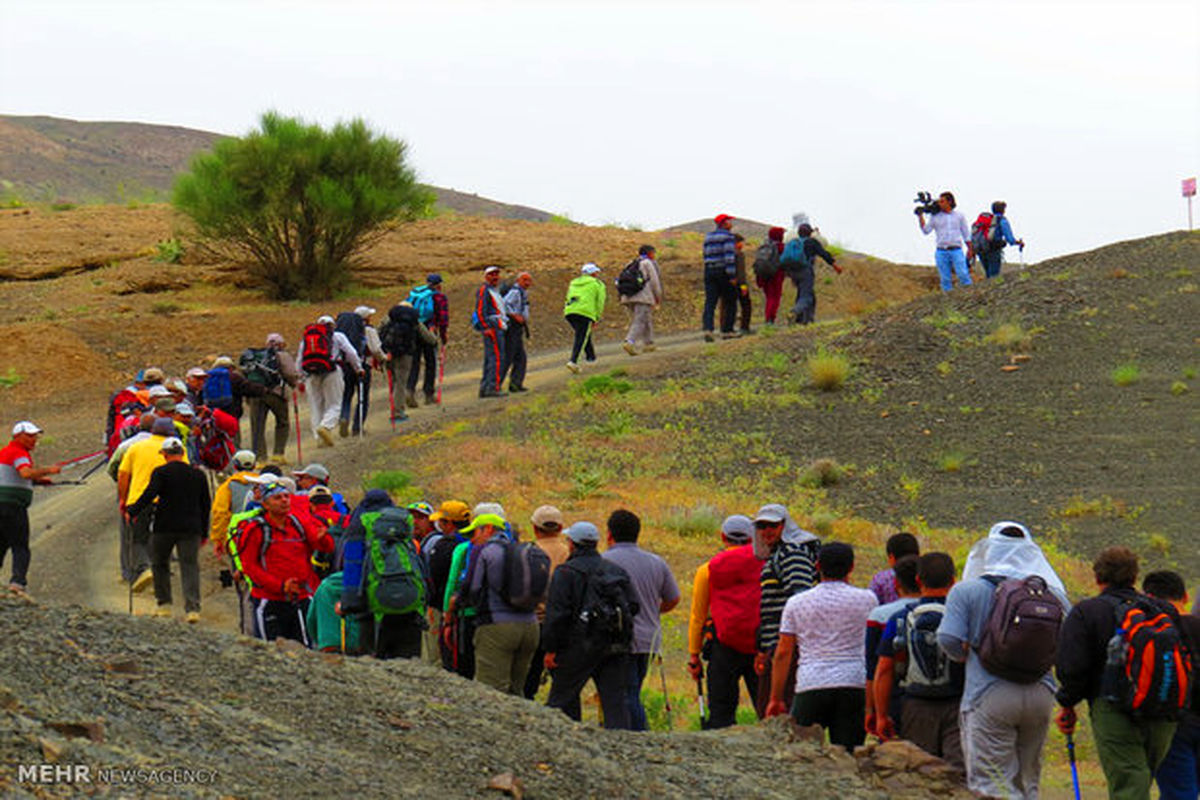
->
xmin=26 ymin=326 xmax=729 ymax=622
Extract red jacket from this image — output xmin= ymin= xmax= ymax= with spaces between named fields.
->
xmin=236 ymin=513 xmax=332 ymax=601
xmin=707 ymin=544 xmax=762 ymax=655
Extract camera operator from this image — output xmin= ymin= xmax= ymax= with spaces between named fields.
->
xmin=917 ymin=191 xmax=973 ymax=292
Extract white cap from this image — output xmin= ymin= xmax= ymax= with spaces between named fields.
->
xmin=12 ymin=421 xmax=43 ymax=436
xmin=581 ymin=263 xmax=601 ymax=275
xmin=160 ymin=436 xmax=185 ymax=454
xmin=316 ymin=315 xmax=335 ymax=325
xmin=354 ymin=305 xmax=376 ymax=318
xmin=147 ymin=385 xmax=172 ymax=398
xmin=484 ymin=266 xmax=501 ymax=275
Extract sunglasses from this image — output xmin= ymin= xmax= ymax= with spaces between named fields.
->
xmin=754 ymin=520 xmax=782 ymax=529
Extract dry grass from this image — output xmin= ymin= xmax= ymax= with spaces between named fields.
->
xmin=806 ymin=348 xmax=851 ymax=391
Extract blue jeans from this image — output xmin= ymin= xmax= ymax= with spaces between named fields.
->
xmin=935 ymin=247 xmax=971 ymax=292
xmin=702 ymin=271 xmax=735 ymax=333
xmin=626 ymin=653 xmax=650 ymax=731
xmin=1156 ymin=718 xmax=1200 ymax=800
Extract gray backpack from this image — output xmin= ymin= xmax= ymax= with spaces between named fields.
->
xmin=977 ymin=575 xmax=1065 ymax=683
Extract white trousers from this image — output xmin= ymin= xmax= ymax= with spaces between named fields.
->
xmin=306 ymin=370 xmax=343 ymax=435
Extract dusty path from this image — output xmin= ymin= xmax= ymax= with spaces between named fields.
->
xmin=25 ymin=325 xmax=753 ymax=624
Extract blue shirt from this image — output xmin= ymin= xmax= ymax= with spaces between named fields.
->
xmin=997 ymin=215 xmax=1019 ymax=245
xmin=702 ymin=228 xmax=737 ymax=276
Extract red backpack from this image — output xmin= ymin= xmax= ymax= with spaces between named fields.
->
xmin=193 ymin=408 xmax=237 ymax=471
xmin=970 ymin=212 xmax=1002 ymax=255
xmin=301 ymin=323 xmax=334 ymax=375
xmin=1100 ymin=597 xmax=1193 ymax=719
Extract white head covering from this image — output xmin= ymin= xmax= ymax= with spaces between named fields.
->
xmin=751 ymin=503 xmax=818 ymax=559
xmin=961 ymin=521 xmax=1066 ymax=596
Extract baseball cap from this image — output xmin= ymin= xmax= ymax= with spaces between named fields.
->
xmin=484 ymin=266 xmax=501 ymax=275
xmin=430 ymin=500 xmax=470 ymax=523
xmin=721 ymin=514 xmax=754 ymax=545
xmin=12 ymin=421 xmax=43 ymax=436
xmin=565 ymin=521 xmax=601 ymax=544
xmin=186 ymin=367 xmax=208 ymax=379
xmin=151 ymin=417 xmax=177 ymax=436
xmin=308 ymin=485 xmax=334 ymax=504
xmin=461 ymin=513 xmax=506 ymax=534
xmin=142 ymin=367 xmax=165 ymax=384
xmin=165 ymin=378 xmax=187 ymax=395
xmin=154 ymin=397 xmax=177 ymax=413
xmin=580 ymin=263 xmax=601 ymax=275
xmin=147 ymin=385 xmax=171 ymax=399
xmin=531 ymin=505 xmax=564 ymax=530
xmin=232 ymin=450 xmax=257 ymax=470
xmin=354 ymin=305 xmax=376 ymax=318
xmin=406 ymin=501 xmax=435 ymax=517
xmin=714 ymin=213 xmax=734 ymax=226
xmin=175 ymin=402 xmax=195 ymax=418
xmin=426 ymin=273 xmax=443 ymax=285
xmin=266 ymin=333 xmax=285 ymax=348
xmin=160 ymin=437 xmax=185 ymax=454
xmin=212 ymin=356 xmax=235 ymax=368
xmin=293 ymin=463 xmax=330 ymax=482
xmin=753 ymin=504 xmax=788 ymax=525
xmin=316 ymin=314 xmax=334 ymax=325
xmin=472 ymin=502 xmax=506 ymax=519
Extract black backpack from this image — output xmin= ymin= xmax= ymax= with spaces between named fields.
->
xmin=572 ymin=559 xmax=639 ymax=650
xmin=895 ymin=600 xmax=962 ymax=699
xmin=379 ymin=305 xmax=418 ymax=357
xmin=615 ymin=258 xmax=646 ymax=297
xmin=239 ymin=347 xmax=282 ymax=388
xmin=752 ymin=242 xmax=780 ymax=281
xmin=499 ymin=541 xmax=551 ymax=611
xmin=335 ymin=311 xmax=367 ymax=356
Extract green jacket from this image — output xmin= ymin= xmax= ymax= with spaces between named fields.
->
xmin=562 ymin=275 xmax=606 ymax=322
xmin=443 ymin=541 xmax=478 ymax=619
xmin=306 ymin=572 xmax=363 ymax=653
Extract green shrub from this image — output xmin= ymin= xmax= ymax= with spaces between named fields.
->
xmin=49 ymin=202 xmax=76 ymax=212
xmin=806 ymin=348 xmax=851 ymax=391
xmin=574 ymin=370 xmax=634 ymax=398
xmin=1170 ymin=381 xmax=1189 ymax=396
xmin=363 ymin=469 xmax=412 ymax=493
xmin=0 ymin=368 xmax=21 ymax=388
xmin=154 ymin=238 xmax=185 ymax=263
xmin=799 ymin=458 xmax=843 ymax=488
xmin=657 ymin=504 xmax=724 ymax=540
xmin=1110 ymin=363 xmax=1141 ymax=386
xmin=936 ymin=450 xmax=976 ymax=473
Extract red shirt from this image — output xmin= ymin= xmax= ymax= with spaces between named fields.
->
xmin=237 ymin=513 xmax=332 ymax=601
xmin=0 ymin=441 xmax=34 ymax=507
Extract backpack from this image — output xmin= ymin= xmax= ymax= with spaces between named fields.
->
xmin=1100 ymin=596 xmax=1193 ymax=719
xmin=194 ymin=409 xmax=235 ymax=471
xmin=379 ymin=305 xmax=419 ymax=357
xmin=779 ymin=237 xmax=813 ymax=273
xmin=895 ymin=601 xmax=961 ymax=699
xmin=362 ymin=507 xmax=428 ymax=616
xmin=752 ymin=242 xmax=780 ymax=281
xmin=497 ymin=541 xmax=552 ymax=611
xmin=977 ymin=574 xmax=1065 ymax=683
xmin=970 ymin=212 xmax=1004 ymax=255
xmin=335 ymin=311 xmax=367 ymax=356
xmin=301 ymin=323 xmax=334 ymax=375
xmin=615 ymin=258 xmax=646 ymax=297
xmin=203 ymin=367 xmax=233 ymax=410
xmin=239 ymin=347 xmax=282 ymax=389
xmin=573 ymin=559 xmax=639 ymax=649
xmin=406 ymin=287 xmax=436 ymax=324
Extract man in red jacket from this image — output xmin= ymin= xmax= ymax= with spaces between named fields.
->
xmin=236 ymin=482 xmax=333 ymax=645
xmin=687 ymin=514 xmax=762 ymax=728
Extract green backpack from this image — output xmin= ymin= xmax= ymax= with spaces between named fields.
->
xmin=362 ymin=507 xmax=427 ymax=617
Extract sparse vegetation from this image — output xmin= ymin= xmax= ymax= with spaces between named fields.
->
xmin=154 ymin=237 xmax=185 ymax=264
xmin=574 ymin=370 xmax=634 ymax=398
xmin=921 ymin=308 xmax=969 ymax=329
xmin=899 ymin=475 xmax=922 ymax=503
xmin=363 ymin=469 xmax=412 ymax=494
xmin=656 ymin=504 xmax=724 ymax=540
xmin=936 ymin=450 xmax=976 ymax=473
xmin=1110 ymin=363 xmax=1141 ymax=386
xmin=806 ymin=348 xmax=851 ymax=391
xmin=548 ymin=213 xmax=575 ymax=225
xmin=1170 ymin=381 xmax=1189 ymax=396
xmin=1054 ymin=495 xmax=1145 ymax=520
xmin=49 ymin=202 xmax=77 ymax=212
xmin=799 ymin=458 xmax=844 ymax=488
xmin=0 ymin=368 xmax=21 ymax=388
xmin=985 ymin=322 xmax=1040 ymax=351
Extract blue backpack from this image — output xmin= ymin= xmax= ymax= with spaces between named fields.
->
xmin=203 ymin=367 xmax=233 ymax=409
xmin=780 ymin=237 xmax=813 ymax=270
xmin=407 ymin=286 xmax=436 ymax=324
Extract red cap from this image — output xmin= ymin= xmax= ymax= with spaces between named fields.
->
xmin=714 ymin=213 xmax=734 ymax=226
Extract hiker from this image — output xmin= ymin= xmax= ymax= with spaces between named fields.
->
xmin=407 ymin=501 xmax=436 ymax=550
xmin=209 ymin=450 xmax=260 ymax=550
xmin=462 ymin=512 xmax=544 ymax=694
xmin=1141 ymin=571 xmax=1200 ymax=800
xmin=189 ymin=403 xmax=239 ymax=474
xmin=937 ymin=521 xmax=1069 ymax=800
xmin=873 ymin=552 xmax=965 ymax=773
xmin=341 ymin=498 xmax=426 ymax=659
xmin=106 ymin=371 xmax=146 ymax=447
xmin=974 ymin=201 xmax=1024 ymax=279
xmin=543 ymin=521 xmax=638 ymax=730
xmin=766 ymin=542 xmax=877 ymax=752
xmin=601 ymin=509 xmax=680 ymax=730
xmin=524 ymin=505 xmax=571 ymax=699
xmin=124 ymin=437 xmax=210 ymax=623
xmin=475 ymin=266 xmax=509 ymax=398
xmin=442 ymin=509 xmax=499 ymax=678
xmin=297 ymin=314 xmax=363 ymax=447
xmin=118 ymin=417 xmax=190 ymax=594
xmin=686 ymin=514 xmax=761 ymax=729
xmin=754 ymin=227 xmax=787 ymax=325
xmin=292 ymin=463 xmax=347 ymax=515
xmin=500 ymin=272 xmax=532 ymax=393
xmin=562 ymin=262 xmax=606 ymax=374
xmin=244 ymin=333 xmax=302 ymax=463
xmin=0 ymin=421 xmax=60 ymax=597
xmin=868 ymin=531 xmax=920 ymax=605
xmin=701 ymin=213 xmax=738 ymax=341
xmin=752 ymin=503 xmax=820 ymax=719
xmin=236 ymin=481 xmax=333 ymax=645
xmin=307 ymin=571 xmax=363 ymax=654
xmin=380 ymin=301 xmax=435 ymax=422
xmin=1056 ymin=548 xmax=1184 ymax=800
xmin=863 ymin=554 xmax=921 ymax=740
xmin=718 ymin=234 xmax=752 ymax=335
xmin=619 ymin=245 xmax=664 ymax=356
xmin=335 ymin=306 xmax=384 ymax=437
xmin=918 ymin=191 xmax=974 ymax=292
xmin=422 ymin=500 xmax=472 ymax=668
xmin=136 ymin=367 xmax=165 ymax=406
xmin=782 ymin=223 xmax=842 ymax=325
xmin=207 ymin=355 xmax=266 ymax=447
xmin=405 ymin=273 xmax=450 ymax=407
xmin=107 ymin=413 xmax=155 ymax=584
xmin=184 ymin=367 xmax=207 ymax=409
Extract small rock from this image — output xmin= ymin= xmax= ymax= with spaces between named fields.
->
xmin=1001 ymin=365 xmax=1020 ymax=372
xmin=486 ymin=772 xmax=524 ymax=799
xmin=103 ymin=658 xmax=140 ymax=675
xmin=1010 ymin=353 xmax=1032 ymax=363
xmin=386 ymin=715 xmax=413 ymax=730
xmin=40 ymin=737 xmax=65 ymax=761
xmin=45 ymin=721 xmax=106 ymax=743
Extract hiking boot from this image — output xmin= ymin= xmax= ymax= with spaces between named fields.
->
xmin=317 ymin=427 xmax=335 ymax=448
xmin=566 ymin=361 xmax=581 ymax=374
xmin=132 ymin=569 xmax=154 ymax=594
xmin=185 ymin=611 xmax=201 ymax=624
xmin=622 ymin=341 xmax=638 ymax=356
xmin=338 ymin=419 xmax=350 ymax=438
xmin=424 ymin=393 xmax=437 ymax=405
xmin=703 ymin=332 xmax=715 ymax=343
xmin=153 ymin=605 xmax=172 ymax=618
xmin=405 ymin=390 xmax=419 ymax=409
xmin=271 ymin=454 xmax=289 ymax=466
xmin=479 ymin=389 xmax=506 ymax=399
xmin=508 ymin=384 xmax=528 ymax=393
xmin=8 ymin=582 xmax=30 ymax=599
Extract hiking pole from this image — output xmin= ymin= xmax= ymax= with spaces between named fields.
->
xmin=124 ymin=512 xmax=134 ymax=615
xmin=357 ymin=371 xmax=366 ymax=438
xmin=292 ymin=388 xmax=303 ymax=464
xmin=656 ymin=653 xmax=674 ymax=730
xmin=1066 ymin=733 xmax=1081 ymax=800
xmin=386 ymin=367 xmax=396 ymax=432
xmin=695 ymin=669 xmax=708 ymax=730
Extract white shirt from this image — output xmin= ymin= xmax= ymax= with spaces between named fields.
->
xmin=920 ymin=210 xmax=971 ymax=248
xmin=779 ymin=580 xmax=878 ymax=691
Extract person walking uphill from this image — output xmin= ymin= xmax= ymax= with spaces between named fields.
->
xmin=405 ymin=273 xmax=449 ymax=407
xmin=974 ymin=201 xmax=1025 ymax=279
xmin=702 ymin=213 xmax=738 ymax=341
xmin=918 ymin=190 xmax=974 ymax=292
xmin=620 ymin=245 xmax=663 ymax=356
xmin=781 ymin=223 xmax=841 ymax=325
xmin=244 ymin=332 xmax=302 ymax=464
xmin=754 ymin=226 xmax=787 ymax=325
xmin=0 ymin=421 xmax=61 ymax=597
xmin=500 ymin=272 xmax=533 ymax=393
xmin=297 ymin=315 xmax=363 ymax=448
xmin=475 ymin=266 xmax=509 ymax=398
xmin=563 ymin=263 xmax=606 ymax=374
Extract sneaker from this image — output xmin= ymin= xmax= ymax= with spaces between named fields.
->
xmin=509 ymin=385 xmax=528 ymax=393
xmin=8 ymin=583 xmax=29 ymax=599
xmin=153 ymin=605 xmax=172 ymax=618
xmin=703 ymin=332 xmax=715 ymax=343
xmin=622 ymin=341 xmax=638 ymax=356
xmin=405 ymin=391 xmax=419 ymax=409
xmin=317 ymin=427 xmax=335 ymax=448
xmin=338 ymin=419 xmax=350 ymax=438
xmin=271 ymin=455 xmax=290 ymax=466
xmin=132 ymin=569 xmax=154 ymax=594
xmin=185 ymin=611 xmax=201 ymax=624
xmin=566 ymin=361 xmax=580 ymax=374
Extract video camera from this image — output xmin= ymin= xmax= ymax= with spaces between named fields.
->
xmin=913 ymin=191 xmax=940 ymax=216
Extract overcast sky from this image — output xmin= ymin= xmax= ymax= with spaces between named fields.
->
xmin=3 ymin=0 xmax=1197 ymax=263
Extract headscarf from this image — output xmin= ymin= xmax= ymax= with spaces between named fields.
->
xmin=961 ymin=521 xmax=1066 ymax=596
xmin=752 ymin=504 xmax=818 ymax=560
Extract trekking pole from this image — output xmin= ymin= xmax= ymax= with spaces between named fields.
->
xmin=124 ymin=513 xmax=134 ymax=615
xmin=292 ymin=388 xmax=303 ymax=464
xmin=656 ymin=654 xmax=674 ymax=730
xmin=357 ymin=372 xmax=366 ymax=438
xmin=436 ymin=342 xmax=446 ymax=408
xmin=1019 ymin=242 xmax=1026 ymax=270
xmin=386 ymin=367 xmax=396 ymax=432
xmin=1066 ymin=733 xmax=1081 ymax=800
xmin=695 ymin=668 xmax=708 ymax=729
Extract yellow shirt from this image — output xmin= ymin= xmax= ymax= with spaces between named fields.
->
xmin=688 ymin=562 xmax=711 ymax=656
xmin=118 ymin=434 xmax=190 ymax=506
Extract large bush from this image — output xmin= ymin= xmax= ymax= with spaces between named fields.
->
xmin=173 ymin=113 xmax=432 ymax=299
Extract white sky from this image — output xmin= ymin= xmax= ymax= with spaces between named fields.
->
xmin=2 ymin=0 xmax=1197 ymax=263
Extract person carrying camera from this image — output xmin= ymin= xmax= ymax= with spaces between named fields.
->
xmin=918 ymin=191 xmax=974 ymax=292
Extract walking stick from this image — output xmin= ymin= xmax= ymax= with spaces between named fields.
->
xmin=694 ymin=664 xmax=709 ymax=729
xmin=292 ymin=388 xmax=303 ymax=464
xmin=436 ymin=342 xmax=446 ymax=407
xmin=386 ymin=366 xmax=396 ymax=432
xmin=357 ymin=371 xmax=366 ymax=438
xmin=124 ymin=512 xmax=134 ymax=615
xmin=1066 ymin=733 xmax=1082 ymax=800
xmin=656 ymin=653 xmax=674 ymax=730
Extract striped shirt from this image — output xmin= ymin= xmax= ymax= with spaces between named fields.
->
xmin=0 ymin=441 xmax=34 ymax=508
xmin=757 ymin=538 xmax=819 ymax=651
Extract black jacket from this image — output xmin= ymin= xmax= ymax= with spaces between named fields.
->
xmin=1055 ymin=586 xmax=1177 ymax=707
xmin=126 ymin=460 xmax=211 ymax=537
xmin=540 ymin=546 xmax=635 ymax=655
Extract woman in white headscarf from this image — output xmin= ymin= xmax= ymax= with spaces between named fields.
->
xmin=961 ymin=521 xmax=1067 ymax=597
